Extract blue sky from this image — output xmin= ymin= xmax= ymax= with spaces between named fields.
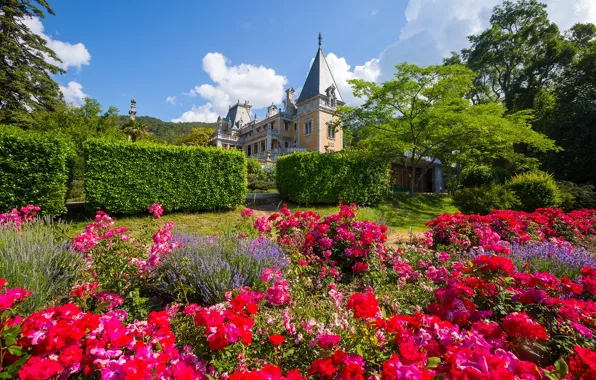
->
xmin=33 ymin=0 xmax=596 ymax=122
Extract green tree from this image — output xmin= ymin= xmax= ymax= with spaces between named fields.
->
xmin=338 ymin=63 xmax=556 ymax=196
xmin=121 ymin=119 xmax=149 ymax=142
xmin=174 ymin=127 xmax=213 ymax=146
xmin=461 ymin=0 xmax=574 ymax=112
xmin=0 ymin=0 xmax=64 ymax=125
xmin=538 ymin=23 xmax=596 ymax=184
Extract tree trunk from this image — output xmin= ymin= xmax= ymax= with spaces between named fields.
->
xmin=409 ymin=164 xmax=416 ymax=198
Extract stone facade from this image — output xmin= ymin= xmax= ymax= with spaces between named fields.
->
xmin=212 ymin=36 xmax=344 ymax=161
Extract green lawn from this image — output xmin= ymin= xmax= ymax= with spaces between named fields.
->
xmin=59 ymin=194 xmax=458 ymax=239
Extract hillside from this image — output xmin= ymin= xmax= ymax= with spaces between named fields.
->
xmin=118 ymin=116 xmax=215 ymax=142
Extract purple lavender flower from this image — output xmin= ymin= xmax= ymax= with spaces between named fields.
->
xmin=159 ymin=232 xmax=286 ymax=305
xmin=470 ymin=241 xmax=596 ymax=279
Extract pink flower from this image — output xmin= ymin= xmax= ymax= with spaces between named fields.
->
xmin=241 ymin=208 xmax=255 ymax=218
xmin=265 ymin=280 xmax=291 ymax=306
xmin=148 ymin=203 xmax=164 ymax=219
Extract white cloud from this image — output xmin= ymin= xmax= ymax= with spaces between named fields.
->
xmin=371 ymin=9 xmax=379 ymax=16
xmin=324 ymin=53 xmax=381 ymax=105
xmin=21 ymin=17 xmax=91 ymax=70
xmin=59 ymin=81 xmax=87 ymax=105
xmin=175 ymin=52 xmax=287 ymax=122
xmin=373 ymin=0 xmax=596 ymax=80
xmin=172 ymin=103 xmax=219 ymax=123
xmin=165 ymin=96 xmax=177 ymax=105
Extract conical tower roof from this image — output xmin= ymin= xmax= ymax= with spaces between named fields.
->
xmin=296 ymin=33 xmax=343 ymax=104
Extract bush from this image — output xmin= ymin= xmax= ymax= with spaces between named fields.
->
xmin=507 ymin=171 xmax=561 ymax=212
xmin=247 ymin=158 xmax=263 ymax=176
xmin=0 ymin=218 xmax=83 ymax=313
xmin=452 ymin=183 xmax=520 ymax=215
xmin=460 ymin=165 xmax=494 ymax=188
xmin=0 ymin=126 xmax=72 ymax=216
xmin=276 ymin=151 xmax=389 ymax=205
xmin=247 ymin=174 xmax=276 ymax=191
xmin=84 ymin=139 xmax=247 ymax=214
xmin=557 ymin=181 xmax=596 ymax=211
xmin=158 ymin=233 xmax=286 ymax=305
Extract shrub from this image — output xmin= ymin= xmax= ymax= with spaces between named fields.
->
xmin=158 ymin=233 xmax=286 ymax=305
xmin=247 ymin=157 xmax=263 ymax=176
xmin=0 ymin=126 xmax=72 ymax=216
xmin=84 ymin=139 xmax=247 ymax=214
xmin=276 ymin=151 xmax=389 ymax=205
xmin=557 ymin=181 xmax=596 ymax=211
xmin=0 ymin=218 xmax=83 ymax=313
xmin=460 ymin=165 xmax=494 ymax=188
xmin=507 ymin=171 xmax=561 ymax=212
xmin=452 ymin=183 xmax=520 ymax=215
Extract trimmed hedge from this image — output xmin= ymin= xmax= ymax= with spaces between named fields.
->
xmin=0 ymin=126 xmax=72 ymax=216
xmin=276 ymin=151 xmax=389 ymax=205
xmin=507 ymin=171 xmax=561 ymax=212
xmin=84 ymin=139 xmax=247 ymax=214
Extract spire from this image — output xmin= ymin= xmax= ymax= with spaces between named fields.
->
xmin=296 ymin=34 xmax=343 ymax=104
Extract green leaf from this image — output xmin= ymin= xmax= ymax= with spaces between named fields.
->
xmin=427 ymin=357 xmax=441 ymax=368
xmin=7 ymin=345 xmax=23 ymax=356
xmin=554 ymin=357 xmax=569 ymax=378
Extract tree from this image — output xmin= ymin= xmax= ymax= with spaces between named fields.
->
xmin=0 ymin=0 xmax=64 ymax=125
xmin=338 ymin=63 xmax=557 ymax=196
xmin=121 ymin=119 xmax=149 ymax=142
xmin=538 ymin=23 xmax=596 ymax=184
xmin=461 ymin=0 xmax=574 ymax=112
xmin=174 ymin=127 xmax=214 ymax=147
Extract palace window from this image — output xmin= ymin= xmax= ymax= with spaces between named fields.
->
xmin=304 ymin=120 xmax=313 ymax=136
xmin=284 ymin=122 xmax=289 ymax=131
xmin=327 ymin=125 xmax=335 ymax=139
xmin=294 ymin=122 xmax=297 ymax=131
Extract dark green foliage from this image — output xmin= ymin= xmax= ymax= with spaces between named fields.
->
xmin=83 ymin=139 xmax=247 ymax=214
xmin=460 ymin=165 xmax=494 ymax=188
xmin=119 ymin=116 xmax=215 ymax=143
xmin=453 ymin=184 xmax=520 ymax=215
xmin=507 ymin=171 xmax=560 ymax=212
xmin=0 ymin=0 xmax=64 ymax=125
xmin=0 ymin=126 xmax=72 ymax=216
xmin=276 ymin=151 xmax=390 ymax=205
xmin=557 ymin=181 xmax=596 ymax=211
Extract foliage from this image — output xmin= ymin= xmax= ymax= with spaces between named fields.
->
xmin=537 ymin=24 xmax=596 ymax=184
xmin=339 ymin=63 xmax=556 ymax=195
xmin=247 ymin=158 xmax=263 ymax=176
xmin=83 ymin=138 xmax=247 ymax=214
xmin=452 ymin=183 xmax=520 ymax=215
xmin=120 ymin=119 xmax=150 ymax=142
xmin=276 ymin=151 xmax=389 ymax=205
xmin=459 ymin=165 xmax=494 ymax=188
xmin=174 ymin=127 xmax=214 ymax=146
xmin=0 ymin=126 xmax=72 ymax=216
xmin=0 ymin=0 xmax=64 ymax=125
xmin=0 ymin=212 xmax=82 ymax=314
xmin=458 ymin=0 xmax=575 ymax=112
xmin=119 ymin=115 xmax=215 ymax=143
xmin=507 ymin=171 xmax=561 ymax=212
xmin=159 ymin=233 xmax=286 ymax=305
xmin=558 ymin=181 xmax=596 ymax=211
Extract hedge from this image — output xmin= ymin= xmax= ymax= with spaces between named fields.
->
xmin=84 ymin=139 xmax=247 ymax=214
xmin=276 ymin=151 xmax=390 ymax=205
xmin=0 ymin=126 xmax=72 ymax=216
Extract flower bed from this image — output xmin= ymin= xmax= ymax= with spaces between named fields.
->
xmin=425 ymin=208 xmax=596 ymax=252
xmin=2 ymin=204 xmax=596 ymax=379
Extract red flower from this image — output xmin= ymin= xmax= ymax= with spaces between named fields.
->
xmin=346 ymin=292 xmax=380 ymax=319
xmin=502 ymin=312 xmax=548 ymax=340
xmin=317 ymin=333 xmax=341 ymax=349
xmin=269 ymin=334 xmax=285 ymax=346
xmin=352 ymin=262 xmax=369 ymax=273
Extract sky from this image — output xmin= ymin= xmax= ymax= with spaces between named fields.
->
xmin=31 ymin=0 xmax=596 ymax=123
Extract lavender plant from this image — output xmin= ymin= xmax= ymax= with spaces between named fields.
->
xmin=0 ymin=218 xmax=83 ymax=313
xmin=472 ymin=242 xmax=596 ymax=279
xmin=158 ymin=233 xmax=286 ymax=305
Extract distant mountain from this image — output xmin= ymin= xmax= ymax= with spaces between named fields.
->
xmin=119 ymin=116 xmax=215 ymax=143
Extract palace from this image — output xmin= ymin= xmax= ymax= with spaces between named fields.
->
xmin=212 ymin=34 xmax=343 ymax=161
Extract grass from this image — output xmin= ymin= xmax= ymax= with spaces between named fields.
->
xmin=59 ymin=193 xmax=458 ymax=239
